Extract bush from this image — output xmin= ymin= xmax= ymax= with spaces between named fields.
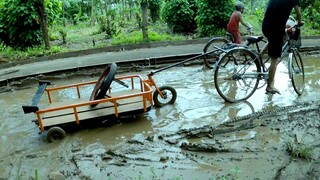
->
xmin=0 ymin=0 xmax=42 ymax=50
xmin=196 ymin=0 xmax=233 ymax=37
xmin=148 ymin=0 xmax=162 ymax=23
xmin=161 ymin=0 xmax=197 ymax=34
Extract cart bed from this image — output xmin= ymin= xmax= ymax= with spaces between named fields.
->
xmin=23 ymin=74 xmax=154 ymax=133
xmin=42 ymin=89 xmax=151 ymax=127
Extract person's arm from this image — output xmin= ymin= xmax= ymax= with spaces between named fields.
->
xmin=238 ymin=13 xmax=252 ymax=29
xmin=294 ymin=5 xmax=303 ymax=25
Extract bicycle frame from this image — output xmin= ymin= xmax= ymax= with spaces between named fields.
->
xmin=213 ymin=17 xmax=304 ymax=102
xmin=238 ymin=22 xmax=301 ymax=79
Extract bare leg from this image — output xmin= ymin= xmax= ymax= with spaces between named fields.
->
xmin=266 ymin=57 xmax=280 ymax=94
xmin=260 ymin=42 xmax=268 ymax=56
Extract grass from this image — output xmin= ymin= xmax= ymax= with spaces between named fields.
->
xmin=0 ymin=43 xmax=66 ymax=62
xmin=0 ymin=21 xmax=187 ymax=62
xmin=0 ymin=18 xmax=319 ymax=63
xmin=285 ymin=140 xmax=312 ymax=160
xmin=111 ymin=30 xmax=185 ymax=45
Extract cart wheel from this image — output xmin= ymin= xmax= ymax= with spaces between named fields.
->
xmin=153 ymin=86 xmax=177 ymax=107
xmin=47 ymin=127 xmax=66 ymax=143
xmin=90 ymin=63 xmax=117 ymax=107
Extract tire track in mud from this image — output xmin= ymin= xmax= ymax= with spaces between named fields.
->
xmin=160 ymin=101 xmax=319 ymax=179
xmin=2 ymin=101 xmax=319 ymax=179
xmin=159 ymin=102 xmax=306 ymax=142
xmin=68 ymin=101 xmax=319 ymax=179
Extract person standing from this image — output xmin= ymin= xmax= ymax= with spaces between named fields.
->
xmin=262 ymin=0 xmax=303 ymax=94
xmin=227 ymin=1 xmax=252 ymax=44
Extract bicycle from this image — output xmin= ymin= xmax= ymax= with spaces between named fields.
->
xmin=203 ymin=26 xmax=257 ymax=69
xmin=213 ymin=19 xmax=304 ymax=103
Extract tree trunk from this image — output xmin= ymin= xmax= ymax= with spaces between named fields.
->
xmin=91 ymin=0 xmax=96 ymax=26
xmin=140 ymin=1 xmax=149 ymax=42
xmin=35 ymin=0 xmax=50 ymax=50
xmin=128 ymin=0 xmax=133 ymax=20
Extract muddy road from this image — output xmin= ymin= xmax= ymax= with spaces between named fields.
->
xmin=0 ymin=56 xmax=319 ymax=179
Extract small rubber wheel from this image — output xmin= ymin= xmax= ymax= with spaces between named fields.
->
xmin=47 ymin=127 xmax=66 ymax=143
xmin=90 ymin=63 xmax=117 ymax=107
xmin=153 ymin=86 xmax=177 ymax=107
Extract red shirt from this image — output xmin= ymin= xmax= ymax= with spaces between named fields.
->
xmin=227 ymin=11 xmax=241 ymax=32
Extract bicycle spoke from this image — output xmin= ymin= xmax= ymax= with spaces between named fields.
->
xmin=214 ymin=48 xmax=260 ymax=102
xmin=203 ymin=37 xmax=231 ymax=69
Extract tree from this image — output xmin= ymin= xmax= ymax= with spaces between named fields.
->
xmin=0 ymin=0 xmax=61 ymax=50
xmin=148 ymin=0 xmax=161 ymax=23
xmin=0 ymin=0 xmax=42 ymax=49
xmin=196 ymin=0 xmax=233 ymax=37
xmin=140 ymin=0 xmax=149 ymax=41
xmin=300 ymin=0 xmax=320 ymax=29
xmin=35 ymin=0 xmax=50 ymax=50
xmin=161 ymin=0 xmax=197 ymax=34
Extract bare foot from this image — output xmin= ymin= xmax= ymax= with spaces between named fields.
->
xmin=266 ymin=86 xmax=280 ymax=94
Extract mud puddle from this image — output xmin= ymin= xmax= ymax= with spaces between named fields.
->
xmin=0 ymin=57 xmax=319 ymax=179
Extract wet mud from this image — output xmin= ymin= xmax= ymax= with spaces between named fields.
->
xmin=0 ymin=57 xmax=319 ymax=179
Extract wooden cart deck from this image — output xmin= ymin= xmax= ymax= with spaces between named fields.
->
xmin=42 ymin=89 xmax=152 ymax=127
xmin=23 ymin=74 xmax=154 ymax=132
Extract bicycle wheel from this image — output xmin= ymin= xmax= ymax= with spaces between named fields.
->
xmin=90 ymin=63 xmax=117 ymax=107
xmin=214 ymin=48 xmax=261 ymax=103
xmin=203 ymin=37 xmax=231 ymax=69
xmin=288 ymin=49 xmax=304 ymax=95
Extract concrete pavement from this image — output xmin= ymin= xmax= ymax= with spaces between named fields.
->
xmin=0 ymin=37 xmax=319 ymax=85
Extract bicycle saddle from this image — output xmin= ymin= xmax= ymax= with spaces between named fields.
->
xmin=246 ymin=36 xmax=264 ymax=44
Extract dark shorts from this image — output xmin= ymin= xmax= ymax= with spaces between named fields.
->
xmin=262 ymin=25 xmax=284 ymax=58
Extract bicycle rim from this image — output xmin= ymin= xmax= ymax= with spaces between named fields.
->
xmin=290 ymin=50 xmax=304 ymax=95
xmin=203 ymin=37 xmax=230 ymax=69
xmin=214 ymin=48 xmax=260 ymax=103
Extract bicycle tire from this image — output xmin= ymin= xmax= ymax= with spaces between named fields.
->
xmin=289 ymin=49 xmax=304 ymax=95
xmin=90 ymin=63 xmax=117 ymax=107
xmin=153 ymin=86 xmax=177 ymax=107
xmin=203 ymin=37 xmax=231 ymax=69
xmin=214 ymin=47 xmax=261 ymax=103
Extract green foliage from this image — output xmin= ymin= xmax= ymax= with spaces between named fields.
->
xmin=97 ymin=9 xmax=119 ymax=37
xmin=196 ymin=0 xmax=233 ymax=37
xmin=62 ymin=0 xmax=81 ymax=24
xmin=58 ymin=28 xmax=67 ymax=44
xmin=45 ymin=0 xmax=62 ymax=26
xmin=300 ymin=0 xmax=317 ymax=9
xmin=148 ymin=0 xmax=162 ymax=23
xmin=161 ymin=0 xmax=197 ymax=34
xmin=111 ymin=30 xmax=185 ymax=45
xmin=0 ymin=42 xmax=66 ymax=61
xmin=0 ymin=0 xmax=42 ymax=50
xmin=285 ymin=140 xmax=312 ymax=160
xmin=301 ymin=1 xmax=320 ymax=30
xmin=97 ymin=16 xmax=110 ymax=35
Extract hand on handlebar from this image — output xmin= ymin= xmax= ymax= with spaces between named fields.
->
xmin=247 ymin=26 xmax=253 ymax=34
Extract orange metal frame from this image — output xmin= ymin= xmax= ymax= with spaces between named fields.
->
xmin=35 ymin=74 xmax=156 ymax=132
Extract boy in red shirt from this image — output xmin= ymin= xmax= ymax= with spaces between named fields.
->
xmin=227 ymin=2 xmax=252 ymax=44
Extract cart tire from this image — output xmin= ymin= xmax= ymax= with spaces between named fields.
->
xmin=90 ymin=63 xmax=117 ymax=107
xmin=153 ymin=86 xmax=177 ymax=107
xmin=47 ymin=127 xmax=66 ymax=143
